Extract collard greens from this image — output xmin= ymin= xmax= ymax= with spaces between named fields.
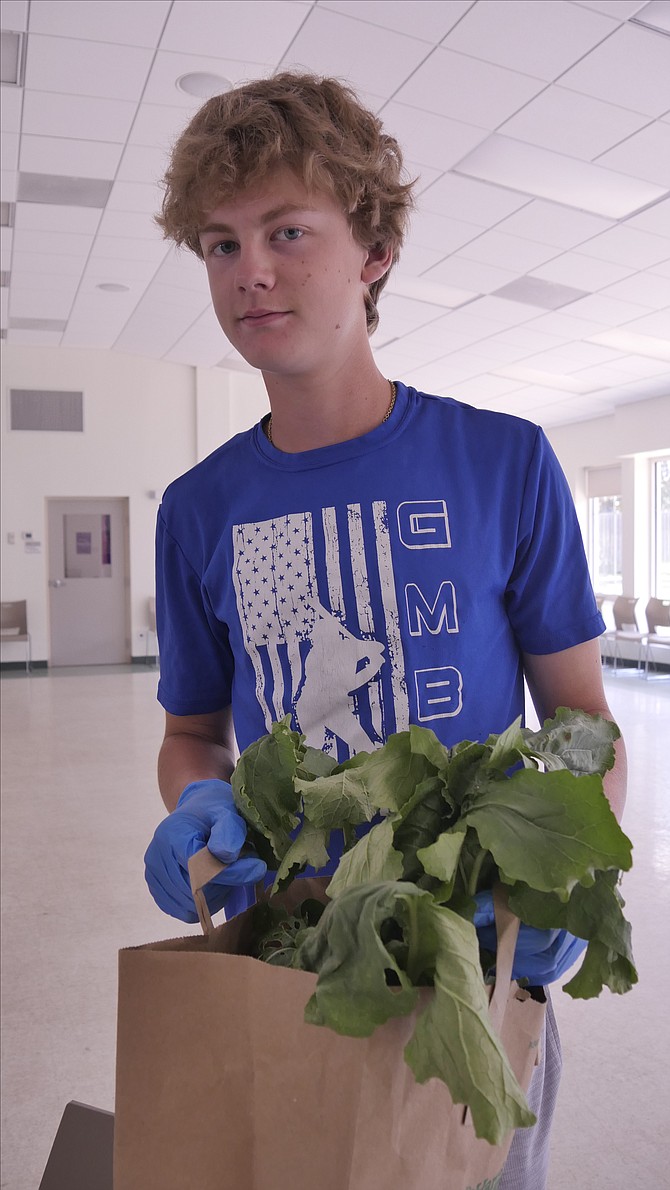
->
xmin=232 ymin=709 xmax=635 ymax=1144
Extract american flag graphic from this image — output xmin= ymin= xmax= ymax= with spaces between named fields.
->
xmin=231 ymin=503 xmax=409 ymax=757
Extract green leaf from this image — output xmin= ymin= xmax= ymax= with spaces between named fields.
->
xmin=296 ymin=769 xmax=374 ymax=831
xmin=327 ymin=817 xmax=404 ymax=898
xmin=506 ymin=869 xmax=637 ymax=998
xmin=523 ymin=707 xmax=620 ymax=777
xmin=485 ymin=716 xmax=528 ymax=772
xmin=464 ymin=768 xmax=632 ymax=898
xmin=297 ymin=747 xmax=339 ymax=779
xmin=230 ymin=718 xmax=303 ymax=861
xmin=402 ymin=899 xmax=536 ymax=1144
xmin=345 ymin=732 xmax=440 ymax=813
xmin=296 ymin=883 xmax=420 ymax=1035
xmin=416 ymin=821 xmax=467 ymax=888
xmin=391 ymin=776 xmax=453 ymax=882
xmin=272 ymin=822 xmax=330 ymax=892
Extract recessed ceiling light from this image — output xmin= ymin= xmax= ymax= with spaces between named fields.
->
xmin=454 ymin=135 xmax=667 ymax=219
xmin=586 ymin=329 xmax=670 ymax=361
xmin=177 ymin=72 xmax=232 ymax=99
xmin=96 ymin=283 xmax=130 ymax=293
xmin=0 ymin=30 xmax=23 ymax=86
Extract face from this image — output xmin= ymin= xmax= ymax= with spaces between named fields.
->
xmin=198 ymin=167 xmax=390 ymax=380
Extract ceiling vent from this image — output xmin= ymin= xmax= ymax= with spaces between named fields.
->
xmin=493 ymin=277 xmax=589 ymax=309
xmin=17 ymin=174 xmax=113 ymax=209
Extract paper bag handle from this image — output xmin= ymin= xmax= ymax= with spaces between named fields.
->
xmin=486 ymin=883 xmax=520 ymax=1035
xmin=188 ymin=847 xmax=225 ymax=935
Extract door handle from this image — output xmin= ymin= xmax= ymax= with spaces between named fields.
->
xmin=48 ymin=579 xmax=66 ymax=588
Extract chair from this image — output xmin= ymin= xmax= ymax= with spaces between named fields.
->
xmin=644 ymin=598 xmax=670 ymax=679
xmin=610 ymin=596 xmax=646 ymax=673
xmin=1 ymin=600 xmax=31 ymax=673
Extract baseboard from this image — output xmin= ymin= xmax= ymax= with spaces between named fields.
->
xmin=0 ymin=660 xmax=48 ymax=671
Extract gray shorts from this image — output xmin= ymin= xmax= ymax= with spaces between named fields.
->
xmin=499 ymin=991 xmax=562 ymax=1190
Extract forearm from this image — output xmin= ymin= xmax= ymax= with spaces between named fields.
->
xmin=157 ymin=708 xmax=237 ymax=811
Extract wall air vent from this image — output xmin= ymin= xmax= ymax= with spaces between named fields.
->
xmin=10 ymin=389 xmax=84 ymax=432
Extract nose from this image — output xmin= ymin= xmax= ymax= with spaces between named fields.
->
xmin=235 ymin=244 xmax=275 ymax=292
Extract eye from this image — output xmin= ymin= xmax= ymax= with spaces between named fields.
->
xmin=275 ymin=227 xmax=304 ymax=242
xmin=211 ymin=240 xmax=238 ymax=256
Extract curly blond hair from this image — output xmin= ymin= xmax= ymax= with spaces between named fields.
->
xmin=156 ymin=72 xmax=415 ymax=334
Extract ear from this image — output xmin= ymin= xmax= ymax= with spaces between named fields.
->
xmin=361 ymin=242 xmax=394 ymax=285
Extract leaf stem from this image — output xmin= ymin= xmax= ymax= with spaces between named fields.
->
xmin=467 ymin=848 xmax=488 ymax=897
xmin=405 ymin=896 xmax=421 ymax=984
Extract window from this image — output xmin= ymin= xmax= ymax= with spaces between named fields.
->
xmin=653 ymin=456 xmax=670 ymax=599
xmin=586 ymin=466 xmax=622 ymax=596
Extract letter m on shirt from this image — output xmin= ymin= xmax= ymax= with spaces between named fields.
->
xmin=405 ymin=581 xmax=458 ymax=637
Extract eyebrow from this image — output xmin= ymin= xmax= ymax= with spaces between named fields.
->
xmin=199 ymin=202 xmax=318 ymax=236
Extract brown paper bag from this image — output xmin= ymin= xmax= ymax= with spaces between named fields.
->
xmin=114 ymin=856 xmax=545 ymax=1190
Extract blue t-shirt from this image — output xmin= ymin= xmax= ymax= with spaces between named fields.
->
xmin=157 ymin=382 xmax=603 ymax=760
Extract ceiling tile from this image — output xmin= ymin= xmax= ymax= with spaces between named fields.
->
xmin=521 ymin=341 xmax=625 ymax=371
xmin=650 ymin=259 xmax=670 ymax=279
xmin=0 ymin=86 xmax=22 ymax=135
xmin=464 ymin=295 xmax=541 ymax=325
xmin=379 ymin=293 xmax=450 ymax=331
xmin=406 ymin=207 xmax=481 ymax=253
xmin=116 ymin=144 xmax=172 ymax=186
xmin=405 ymin=161 xmax=445 ymax=197
xmin=1 ymin=170 xmax=18 ymax=203
xmin=12 ymin=227 xmax=92 ymax=257
xmin=281 ymin=7 xmax=433 ymax=98
xmin=442 ymin=0 xmax=617 ymax=81
xmin=561 ymin=292 xmax=652 ymax=323
xmin=418 ymin=172 xmax=530 ymax=226
xmin=458 ymin=229 xmax=558 ymax=272
xmin=621 ymin=307 xmax=670 ymax=336
xmin=318 ymin=0 xmax=473 ymax=42
xmin=107 ymin=180 xmax=164 ymax=215
xmin=19 ymin=134 xmax=123 ymax=180
xmin=10 ymin=287 xmax=75 ymax=318
xmin=381 ymin=103 xmax=488 ymax=171
xmin=28 ymin=0 xmax=171 ymax=47
xmin=500 ymin=85 xmax=648 ymax=160
xmin=559 ymin=23 xmax=670 ymax=117
xmin=595 ymin=121 xmax=670 ymax=187
xmin=572 ymin=2 xmax=648 ymax=17
xmin=97 ymin=209 xmax=163 ymax=240
xmin=82 ymin=256 xmax=158 ymax=284
xmin=128 ymin=104 xmax=192 ymax=150
xmin=7 ymin=329 xmax=63 ymax=345
xmin=1 ymin=132 xmax=19 ymax=171
xmin=577 ymin=224 xmax=670 ymax=266
xmin=90 ymin=236 xmax=169 ymax=264
xmin=454 ymin=134 xmax=666 ymax=218
xmin=483 ymin=324 xmax=576 ymax=352
xmin=622 ymin=195 xmax=670 ymax=237
xmin=25 ymin=34 xmax=154 ymax=101
xmin=14 ymin=201 xmax=101 ymax=233
xmin=494 ymin=199 xmax=614 ymax=248
xmin=21 ymin=90 xmax=137 ymax=143
xmin=395 ymin=241 xmax=449 ymax=277
xmin=11 ymin=249 xmax=88 ymax=278
xmin=392 ymin=48 xmax=545 ymax=129
xmin=531 ymin=251 xmax=634 ymax=289
xmin=2 ymin=1 xmax=29 ymax=31
xmin=527 ymin=309 xmax=613 ymax=338
xmin=161 ymin=0 xmax=306 ymax=62
xmin=599 ymin=269 xmax=670 ymax=307
xmin=422 ymin=254 xmax=518 ymax=294
xmin=0 ymin=227 xmax=14 ymax=271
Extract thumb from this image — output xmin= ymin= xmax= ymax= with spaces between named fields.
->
xmin=207 ymin=810 xmax=247 ymax=863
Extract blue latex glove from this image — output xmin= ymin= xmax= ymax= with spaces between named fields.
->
xmin=473 ymin=890 xmax=587 ymax=986
xmin=144 ymin=779 xmax=267 ymax=923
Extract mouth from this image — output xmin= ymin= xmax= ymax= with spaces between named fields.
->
xmin=239 ymin=309 xmax=289 ymax=326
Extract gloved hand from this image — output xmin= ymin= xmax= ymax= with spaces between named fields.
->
xmin=144 ymin=779 xmax=267 ymax=923
xmin=473 ymin=890 xmax=587 ymax=985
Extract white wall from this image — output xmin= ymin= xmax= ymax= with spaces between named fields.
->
xmin=1 ymin=344 xmax=268 ymax=663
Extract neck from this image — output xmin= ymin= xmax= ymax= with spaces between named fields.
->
xmin=263 ymin=362 xmax=395 ymax=453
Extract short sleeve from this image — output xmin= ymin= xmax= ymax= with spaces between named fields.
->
xmin=505 ymin=428 xmax=604 ymax=655
xmin=155 ymin=508 xmax=234 ymax=715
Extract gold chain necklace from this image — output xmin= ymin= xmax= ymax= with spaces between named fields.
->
xmin=266 ymin=380 xmax=396 ymax=447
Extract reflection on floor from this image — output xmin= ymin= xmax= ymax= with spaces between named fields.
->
xmin=1 ymin=666 xmax=668 ymax=1189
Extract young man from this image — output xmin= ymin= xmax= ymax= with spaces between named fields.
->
xmin=144 ymin=72 xmax=626 ymax=1189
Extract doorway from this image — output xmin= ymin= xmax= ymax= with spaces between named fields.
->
xmin=47 ymin=497 xmax=131 ymax=666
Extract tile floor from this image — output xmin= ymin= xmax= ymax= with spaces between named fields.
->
xmin=1 ymin=665 xmax=668 ymax=1189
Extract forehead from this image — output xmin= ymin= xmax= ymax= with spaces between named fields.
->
xmin=199 ymin=166 xmax=345 ymax=231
